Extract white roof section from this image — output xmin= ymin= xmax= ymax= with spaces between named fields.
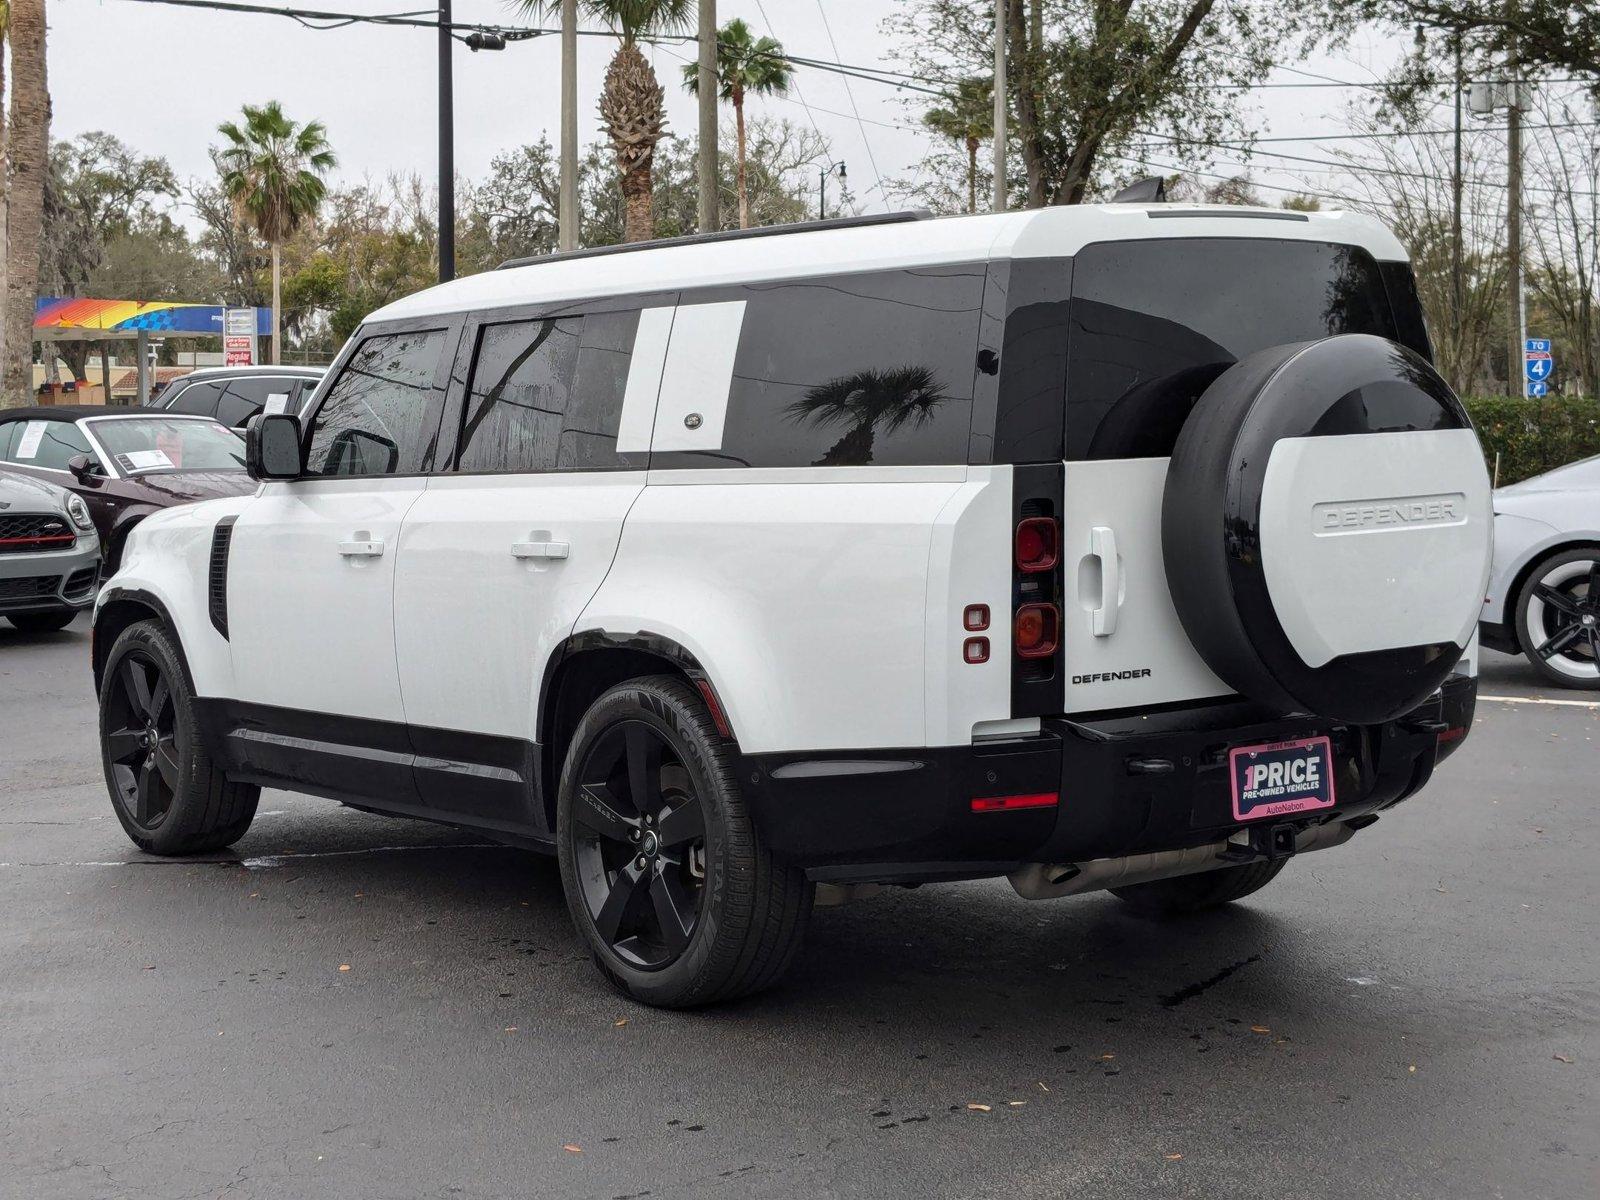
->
xmin=178 ymin=364 xmax=325 ymax=378
xmin=79 ymin=410 xmax=223 ymax=423
xmin=370 ymin=204 xmax=1408 ymax=324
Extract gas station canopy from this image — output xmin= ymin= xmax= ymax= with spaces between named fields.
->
xmin=33 ymin=298 xmax=272 ymax=341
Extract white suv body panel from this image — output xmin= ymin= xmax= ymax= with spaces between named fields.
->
xmin=580 ymin=464 xmax=1006 ymax=754
xmin=100 ymin=495 xmax=252 ymax=698
xmin=394 ymin=470 xmax=647 ymax=742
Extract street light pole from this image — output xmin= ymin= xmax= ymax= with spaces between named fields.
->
xmin=438 ymin=0 xmax=455 ymax=282
xmin=819 ymin=161 xmax=846 ymax=221
xmin=697 ymin=0 xmax=718 ymax=233
xmin=992 ymin=0 xmax=1006 ymax=213
xmin=559 ymin=0 xmax=578 ymax=252
xmin=1452 ymin=28 xmax=1464 ymax=353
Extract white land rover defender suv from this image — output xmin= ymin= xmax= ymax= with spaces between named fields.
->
xmin=93 ymin=205 xmax=1492 ymax=1008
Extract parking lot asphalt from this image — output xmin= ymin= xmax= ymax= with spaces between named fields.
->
xmin=1 ymin=617 xmax=1595 ymax=1200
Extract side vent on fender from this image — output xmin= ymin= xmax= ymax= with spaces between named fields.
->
xmin=208 ymin=516 xmax=238 ymax=639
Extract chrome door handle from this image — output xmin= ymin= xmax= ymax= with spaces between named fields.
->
xmin=511 ymin=540 xmax=569 ymax=560
xmin=1089 ymin=525 xmax=1122 ymax=638
xmin=338 ymin=538 xmax=384 ymax=558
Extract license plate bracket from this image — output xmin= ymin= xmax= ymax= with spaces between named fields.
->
xmin=1228 ymin=735 xmax=1335 ymax=822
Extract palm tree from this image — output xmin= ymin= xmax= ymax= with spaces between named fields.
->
xmin=785 ymin=365 xmax=946 ymax=466
xmin=216 ymin=102 xmax=336 ymax=365
xmin=682 ymin=18 xmax=792 ymax=230
xmin=923 ymin=77 xmax=993 ymax=215
xmin=2 ymin=0 xmax=49 ymax=407
xmin=517 ymin=1 xmax=692 ymax=243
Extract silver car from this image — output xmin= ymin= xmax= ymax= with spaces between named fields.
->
xmin=1480 ymin=454 xmax=1600 ymax=688
xmin=0 ymin=469 xmax=101 ymax=633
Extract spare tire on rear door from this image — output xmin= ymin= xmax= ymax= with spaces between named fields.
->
xmin=1162 ymin=333 xmax=1491 ymax=724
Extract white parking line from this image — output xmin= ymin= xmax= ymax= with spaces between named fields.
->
xmin=1477 ymin=693 xmax=1600 ymax=709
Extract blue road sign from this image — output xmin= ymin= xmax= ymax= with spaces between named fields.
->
xmin=1525 ymin=338 xmax=1551 ymax=353
xmin=1528 ymin=380 xmax=1549 ymax=398
xmin=1525 ymin=349 xmax=1554 ymax=382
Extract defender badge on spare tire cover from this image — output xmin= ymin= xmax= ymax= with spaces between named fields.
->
xmin=1162 ymin=333 xmax=1492 ymax=724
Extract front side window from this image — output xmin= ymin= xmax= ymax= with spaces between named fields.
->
xmin=89 ymin=417 xmax=246 ymax=474
xmin=2 ymin=420 xmax=94 ymax=471
xmin=1066 ymin=238 xmax=1399 ymax=460
xmin=305 ymin=329 xmax=448 ymax=476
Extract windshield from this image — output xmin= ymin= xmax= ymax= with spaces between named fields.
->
xmin=88 ymin=417 xmax=246 ymax=474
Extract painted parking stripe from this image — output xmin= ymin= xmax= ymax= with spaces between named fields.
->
xmin=1477 ymin=693 xmax=1600 ymax=709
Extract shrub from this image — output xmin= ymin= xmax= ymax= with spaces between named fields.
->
xmin=1461 ymin=395 xmax=1600 ymax=487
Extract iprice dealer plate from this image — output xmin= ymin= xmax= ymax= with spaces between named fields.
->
xmin=1228 ymin=735 xmax=1335 ymax=822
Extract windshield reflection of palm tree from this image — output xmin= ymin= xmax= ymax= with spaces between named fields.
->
xmin=785 ymin=365 xmax=946 ymax=466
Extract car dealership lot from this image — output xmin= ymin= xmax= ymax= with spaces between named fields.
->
xmin=2 ymin=622 xmax=1595 ymax=1200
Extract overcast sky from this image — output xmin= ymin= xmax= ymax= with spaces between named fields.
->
xmin=50 ymin=0 xmax=1412 ymax=218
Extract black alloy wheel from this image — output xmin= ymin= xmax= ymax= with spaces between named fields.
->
xmin=1516 ymin=550 xmax=1600 ymax=689
xmin=98 ymin=618 xmax=259 ymax=854
xmin=570 ymin=720 xmax=708 ymax=970
xmin=556 ymin=676 xmax=813 ymax=1007
xmin=103 ymin=650 xmax=182 ymax=831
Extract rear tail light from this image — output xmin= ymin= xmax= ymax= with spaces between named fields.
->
xmin=1015 ymin=517 xmax=1059 ymax=573
xmin=963 ymin=637 xmax=990 ymax=664
xmin=971 ymin=792 xmax=1059 ymax=813
xmin=1014 ymin=603 xmax=1060 ymax=659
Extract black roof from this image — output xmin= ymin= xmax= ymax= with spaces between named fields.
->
xmin=0 ymin=405 xmax=218 ymax=423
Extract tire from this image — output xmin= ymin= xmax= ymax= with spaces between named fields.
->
xmin=8 ymin=610 xmax=76 ymax=633
xmin=1111 ymin=858 xmax=1289 ymax=917
xmin=556 ymin=675 xmax=813 ymax=1008
xmin=1513 ymin=548 xmax=1600 ymax=690
xmin=1161 ymin=333 xmax=1490 ymax=723
xmin=98 ymin=619 xmax=259 ymax=855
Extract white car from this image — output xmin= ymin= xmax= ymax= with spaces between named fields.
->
xmin=1479 ymin=454 xmax=1600 ymax=688
xmin=93 ymin=204 xmax=1493 ymax=1007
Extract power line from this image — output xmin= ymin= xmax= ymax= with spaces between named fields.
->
xmin=813 ymin=0 xmax=886 ymax=206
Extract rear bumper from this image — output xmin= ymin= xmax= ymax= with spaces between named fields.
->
xmin=0 ymin=539 xmax=101 ymax=614
xmin=740 ymin=674 xmax=1477 ymax=884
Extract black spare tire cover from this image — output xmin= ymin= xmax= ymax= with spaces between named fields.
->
xmin=1162 ymin=333 xmax=1491 ymax=724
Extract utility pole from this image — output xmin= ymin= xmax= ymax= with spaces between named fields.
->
xmin=438 ymin=0 xmax=455 ymax=282
xmin=1506 ymin=41 xmax=1524 ymax=399
xmin=559 ymin=0 xmax=578 ymax=252
xmin=697 ymin=0 xmax=718 ymax=233
xmin=992 ymin=0 xmax=1006 ymax=213
xmin=1452 ymin=29 xmax=1464 ymax=354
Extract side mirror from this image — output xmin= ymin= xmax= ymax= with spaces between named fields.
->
xmin=66 ymin=453 xmax=103 ymax=487
xmin=245 ymin=413 xmax=304 ymax=481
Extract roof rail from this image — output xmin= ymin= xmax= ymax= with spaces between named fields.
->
xmin=496 ymin=210 xmax=934 ymax=271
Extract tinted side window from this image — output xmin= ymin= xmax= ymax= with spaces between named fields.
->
xmin=560 ymin=310 xmax=644 ymax=471
xmin=306 ymin=330 xmax=448 ymax=476
xmin=457 ymin=318 xmax=581 ymax=473
xmin=1066 ymin=239 xmax=1398 ymax=460
xmin=217 ymin=378 xmax=281 ymax=427
xmin=168 ymin=380 xmax=223 ymax=417
xmin=666 ymin=266 xmax=986 ymax=468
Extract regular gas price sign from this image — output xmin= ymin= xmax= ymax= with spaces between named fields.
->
xmin=1525 ymin=338 xmax=1554 ymax=397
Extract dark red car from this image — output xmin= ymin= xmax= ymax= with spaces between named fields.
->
xmin=0 ymin=406 xmax=256 ymax=572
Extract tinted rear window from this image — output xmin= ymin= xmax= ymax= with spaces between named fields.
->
xmin=1066 ymin=238 xmax=1401 ymax=460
